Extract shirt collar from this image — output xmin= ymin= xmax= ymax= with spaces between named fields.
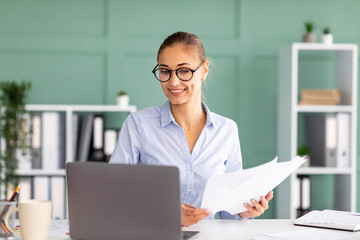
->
xmin=160 ymin=100 xmax=216 ymax=128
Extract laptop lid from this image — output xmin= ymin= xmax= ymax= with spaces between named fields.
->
xmin=66 ymin=162 xmax=182 ymax=240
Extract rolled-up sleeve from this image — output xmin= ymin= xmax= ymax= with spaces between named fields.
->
xmin=109 ymin=114 xmax=141 ymax=164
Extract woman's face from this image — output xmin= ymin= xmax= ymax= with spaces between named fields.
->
xmin=157 ymin=44 xmax=208 ymax=106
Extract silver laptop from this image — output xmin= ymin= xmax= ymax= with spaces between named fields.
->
xmin=66 ymin=162 xmax=199 ymax=240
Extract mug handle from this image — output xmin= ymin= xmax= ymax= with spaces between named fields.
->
xmin=4 ymin=207 xmax=21 ymax=235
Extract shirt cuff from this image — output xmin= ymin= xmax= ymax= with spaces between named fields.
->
xmin=216 ymin=211 xmax=254 ymax=220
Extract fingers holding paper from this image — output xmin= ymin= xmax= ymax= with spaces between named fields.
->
xmin=238 ymin=191 xmax=273 ymax=218
xmin=181 ymin=203 xmax=210 ymax=227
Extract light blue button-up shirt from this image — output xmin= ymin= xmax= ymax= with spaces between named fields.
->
xmin=109 ymin=101 xmax=243 ymax=219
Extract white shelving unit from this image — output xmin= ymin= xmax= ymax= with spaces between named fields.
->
xmin=276 ymin=43 xmax=358 ymax=219
xmin=9 ymin=104 xmax=137 ymax=219
xmin=16 ymin=104 xmax=137 ymax=176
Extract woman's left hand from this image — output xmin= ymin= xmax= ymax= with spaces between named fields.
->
xmin=237 ymin=191 xmax=273 ymax=218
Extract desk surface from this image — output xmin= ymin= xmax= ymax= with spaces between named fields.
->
xmin=43 ymin=219 xmax=360 ymax=240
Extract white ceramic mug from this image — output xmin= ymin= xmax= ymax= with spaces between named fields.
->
xmin=4 ymin=200 xmax=51 ymax=240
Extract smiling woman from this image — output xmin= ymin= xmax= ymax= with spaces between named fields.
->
xmin=109 ymin=31 xmax=273 ymax=226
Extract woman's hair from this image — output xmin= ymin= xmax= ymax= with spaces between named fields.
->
xmin=157 ymin=31 xmax=206 ymax=63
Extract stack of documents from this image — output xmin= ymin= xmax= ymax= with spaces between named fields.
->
xmin=254 ymin=229 xmax=359 ymax=240
xmin=201 ymin=156 xmax=305 ymax=214
xmin=294 ymin=210 xmax=360 ymax=232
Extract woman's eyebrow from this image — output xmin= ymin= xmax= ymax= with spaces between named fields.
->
xmin=158 ymin=63 xmax=191 ymax=68
xmin=177 ymin=63 xmax=191 ymax=67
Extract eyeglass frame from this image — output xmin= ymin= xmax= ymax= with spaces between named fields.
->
xmin=152 ymin=61 xmax=204 ymax=82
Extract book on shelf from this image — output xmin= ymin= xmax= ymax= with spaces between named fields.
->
xmin=299 ymin=99 xmax=340 ymax=105
xmin=299 ymin=89 xmax=341 ymax=105
xmin=294 ymin=209 xmax=360 ymax=232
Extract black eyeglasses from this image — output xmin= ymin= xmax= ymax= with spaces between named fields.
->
xmin=152 ymin=62 xmax=203 ymax=82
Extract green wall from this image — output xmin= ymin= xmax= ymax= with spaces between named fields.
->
xmin=1 ymin=0 xmax=360 ymax=219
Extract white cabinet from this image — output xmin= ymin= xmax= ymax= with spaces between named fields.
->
xmin=276 ymin=43 xmax=358 ymax=219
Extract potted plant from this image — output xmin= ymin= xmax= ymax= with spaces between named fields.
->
xmin=303 ymin=21 xmax=316 ymax=43
xmin=0 ymin=80 xmax=32 ymax=197
xmin=297 ymin=143 xmax=311 ymax=167
xmin=322 ymin=27 xmax=333 ymax=44
xmin=117 ymin=91 xmax=129 ymax=107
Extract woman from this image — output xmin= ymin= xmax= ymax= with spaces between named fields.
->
xmin=109 ymin=31 xmax=273 ymax=226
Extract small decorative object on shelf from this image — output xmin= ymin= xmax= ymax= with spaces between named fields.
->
xmin=0 ymin=80 xmax=32 ymax=197
xmin=117 ymin=91 xmax=129 ymax=108
xmin=322 ymin=27 xmax=333 ymax=44
xmin=303 ymin=21 xmax=316 ymax=43
xmin=299 ymin=89 xmax=341 ymax=105
xmin=297 ymin=144 xmax=311 ymax=167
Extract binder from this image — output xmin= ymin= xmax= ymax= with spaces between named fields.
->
xmin=19 ymin=177 xmax=32 ymax=201
xmin=72 ymin=114 xmax=79 ymax=162
xmin=305 ymin=114 xmax=337 ymax=167
xmin=41 ymin=112 xmax=66 ymax=170
xmin=78 ymin=114 xmax=94 ymax=162
xmin=51 ymin=177 xmax=65 ymax=219
xmin=296 ymin=175 xmax=311 ymax=218
xmin=16 ymin=113 xmax=32 ymax=170
xmin=33 ymin=176 xmax=49 ymax=200
xmin=92 ymin=115 xmax=104 ymax=161
xmin=32 ymin=113 xmax=42 ymax=169
xmin=104 ymin=129 xmax=117 ymax=162
xmin=336 ymin=113 xmax=351 ymax=168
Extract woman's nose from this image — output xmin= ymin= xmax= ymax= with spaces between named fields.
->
xmin=168 ymin=72 xmax=181 ymax=86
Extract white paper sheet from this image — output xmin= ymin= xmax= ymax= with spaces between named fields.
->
xmin=294 ymin=210 xmax=360 ymax=231
xmin=254 ymin=228 xmax=359 ymax=240
xmin=201 ymin=156 xmax=305 ymax=214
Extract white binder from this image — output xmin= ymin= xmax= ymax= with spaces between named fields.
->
xmin=33 ymin=176 xmax=49 ymax=200
xmin=51 ymin=177 xmax=65 ymax=219
xmin=336 ymin=113 xmax=351 ymax=168
xmin=19 ymin=177 xmax=32 ymax=201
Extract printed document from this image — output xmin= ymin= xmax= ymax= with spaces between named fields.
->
xmin=201 ymin=156 xmax=305 ymax=214
xmin=294 ymin=210 xmax=360 ymax=232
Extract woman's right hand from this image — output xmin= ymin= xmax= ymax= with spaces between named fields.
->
xmin=181 ymin=203 xmax=210 ymax=227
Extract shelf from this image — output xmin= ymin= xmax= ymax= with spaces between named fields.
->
xmin=296 ymin=167 xmax=352 ymax=175
xmin=296 ymin=105 xmax=353 ymax=113
xmin=25 ymin=104 xmax=137 ymax=113
xmin=16 ymin=169 xmax=66 ymax=176
xmin=292 ymin=43 xmax=357 ymax=51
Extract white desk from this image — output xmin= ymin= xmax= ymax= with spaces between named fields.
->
xmin=13 ymin=219 xmax=358 ymax=240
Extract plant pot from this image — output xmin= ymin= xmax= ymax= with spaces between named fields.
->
xmin=117 ymin=95 xmax=129 ymax=107
xmin=322 ymin=34 xmax=333 ymax=44
xmin=303 ymin=33 xmax=316 ymax=43
xmin=299 ymin=155 xmax=310 ymax=167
